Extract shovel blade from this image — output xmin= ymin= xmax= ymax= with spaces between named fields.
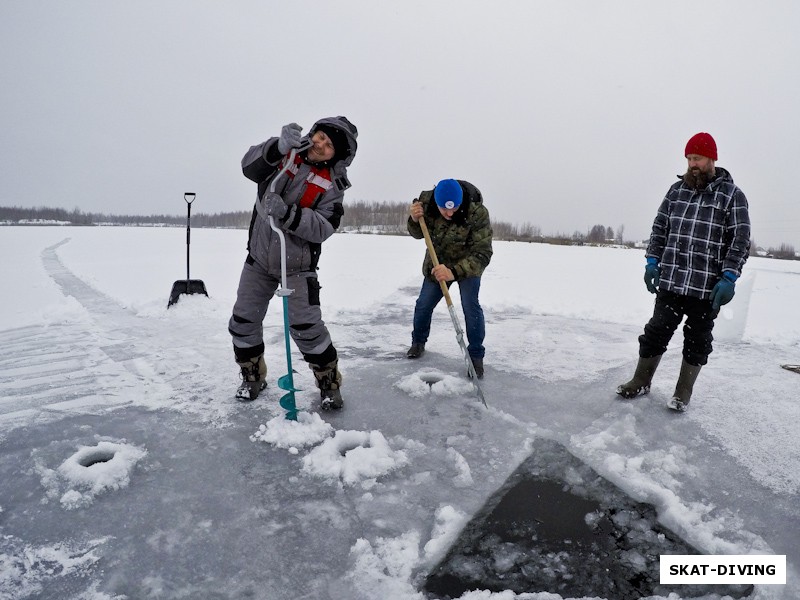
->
xmin=167 ymin=280 xmax=209 ymax=307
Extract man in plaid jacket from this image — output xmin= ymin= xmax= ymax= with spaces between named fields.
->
xmin=617 ymin=132 xmax=751 ymax=412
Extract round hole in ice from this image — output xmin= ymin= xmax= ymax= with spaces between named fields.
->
xmin=338 ymin=441 xmax=366 ymax=457
xmin=77 ymin=449 xmax=116 ymax=467
xmin=419 ymin=373 xmax=444 ymax=387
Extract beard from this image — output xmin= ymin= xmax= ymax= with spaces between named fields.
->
xmin=682 ymin=167 xmax=713 ymax=190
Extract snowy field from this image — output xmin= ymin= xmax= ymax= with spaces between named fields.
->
xmin=0 ymin=225 xmax=798 ymax=600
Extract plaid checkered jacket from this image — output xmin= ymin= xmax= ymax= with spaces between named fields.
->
xmin=646 ymin=167 xmax=750 ymax=299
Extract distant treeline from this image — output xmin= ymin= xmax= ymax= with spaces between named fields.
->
xmin=0 ymin=202 xmax=627 ymax=246
xmin=0 ymin=205 xmax=249 ymax=229
xmin=2 ymin=203 xmax=796 ymax=259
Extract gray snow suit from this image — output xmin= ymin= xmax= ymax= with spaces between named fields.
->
xmin=229 ymin=116 xmax=358 ymax=375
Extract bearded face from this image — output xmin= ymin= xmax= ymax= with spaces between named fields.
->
xmin=683 ymin=155 xmax=716 ymax=190
xmin=683 ymin=168 xmax=713 ymax=190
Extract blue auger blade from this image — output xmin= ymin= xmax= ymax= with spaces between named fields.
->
xmin=277 ymin=373 xmax=301 ymax=420
xmin=277 ymin=373 xmax=300 ymax=392
xmin=279 ymin=391 xmax=299 ymax=421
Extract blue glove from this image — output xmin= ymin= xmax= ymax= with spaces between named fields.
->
xmin=644 ymin=257 xmax=660 ymax=294
xmin=277 ymin=123 xmax=303 ymax=155
xmin=710 ymin=271 xmax=737 ymax=310
xmin=263 ymin=193 xmax=289 ymax=220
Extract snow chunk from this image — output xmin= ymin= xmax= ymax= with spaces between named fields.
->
xmin=447 ymin=447 xmax=474 ymax=488
xmin=250 ymin=411 xmax=334 ymax=449
xmin=347 ymin=532 xmax=424 ymax=599
xmin=302 ymin=430 xmax=409 ymax=486
xmin=423 ymin=504 xmax=469 ymax=565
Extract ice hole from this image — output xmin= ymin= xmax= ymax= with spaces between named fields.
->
xmin=77 ymin=449 xmax=116 ymax=468
xmin=338 ymin=441 xmax=366 ymax=457
xmin=423 ymin=438 xmax=753 ymax=600
xmin=419 ymin=373 xmax=444 ymax=387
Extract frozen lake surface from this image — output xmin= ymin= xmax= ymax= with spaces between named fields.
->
xmin=0 ymin=226 xmax=798 ymax=599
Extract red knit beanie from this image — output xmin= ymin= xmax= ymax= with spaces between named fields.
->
xmin=685 ymin=132 xmax=718 ymax=160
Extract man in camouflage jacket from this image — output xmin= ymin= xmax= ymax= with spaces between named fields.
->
xmin=617 ymin=132 xmax=751 ymax=412
xmin=406 ymin=179 xmax=493 ymax=378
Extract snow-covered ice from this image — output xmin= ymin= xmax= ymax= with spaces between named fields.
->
xmin=0 ymin=225 xmax=798 ymax=599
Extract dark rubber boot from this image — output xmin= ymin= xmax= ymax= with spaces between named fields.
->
xmin=616 ymin=355 xmax=662 ymax=399
xmin=667 ymin=359 xmax=702 ymax=413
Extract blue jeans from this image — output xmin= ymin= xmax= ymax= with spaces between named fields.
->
xmin=412 ymin=276 xmax=485 ymax=359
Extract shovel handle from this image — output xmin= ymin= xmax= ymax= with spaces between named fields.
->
xmin=183 ymin=193 xmax=196 ymax=280
xmin=418 ymin=214 xmax=454 ymax=307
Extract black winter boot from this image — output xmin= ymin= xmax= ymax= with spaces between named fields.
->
xmin=312 ymin=359 xmax=344 ymax=410
xmin=235 ymin=355 xmax=267 ymax=401
xmin=468 ymin=357 xmax=484 ymax=379
xmin=667 ymin=359 xmax=702 ymax=413
xmin=406 ymin=343 xmax=425 ymax=359
xmin=616 ymin=355 xmax=662 ymax=399
xmin=320 ymin=389 xmax=344 ymax=410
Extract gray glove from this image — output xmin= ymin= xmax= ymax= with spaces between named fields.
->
xmin=277 ymin=122 xmax=303 ymax=155
xmin=263 ymin=193 xmax=289 ymax=220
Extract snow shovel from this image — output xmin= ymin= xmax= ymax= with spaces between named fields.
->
xmin=255 ymin=143 xmax=310 ymax=420
xmin=167 ymin=192 xmax=208 ymax=307
xmin=418 ymin=216 xmax=487 ymax=407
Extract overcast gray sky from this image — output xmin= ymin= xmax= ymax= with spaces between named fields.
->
xmin=2 ymin=1 xmax=799 ymax=248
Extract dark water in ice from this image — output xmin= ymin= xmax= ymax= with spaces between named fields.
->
xmin=424 ymin=438 xmax=754 ymax=600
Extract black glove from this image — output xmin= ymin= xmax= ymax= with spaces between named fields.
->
xmin=263 ymin=193 xmax=289 ymax=220
xmin=277 ymin=123 xmax=303 ymax=155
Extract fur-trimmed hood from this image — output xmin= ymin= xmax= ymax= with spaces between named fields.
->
xmin=308 ymin=116 xmax=358 ymax=169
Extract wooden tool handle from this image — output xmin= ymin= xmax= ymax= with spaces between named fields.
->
xmin=418 ymin=215 xmax=453 ymax=306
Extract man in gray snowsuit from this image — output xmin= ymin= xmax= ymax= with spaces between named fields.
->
xmin=616 ymin=132 xmax=750 ymax=412
xmin=229 ymin=116 xmax=358 ymax=409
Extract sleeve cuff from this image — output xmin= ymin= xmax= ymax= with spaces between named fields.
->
xmin=722 ymin=270 xmax=738 ymax=282
xmin=265 ymin=141 xmax=283 ymax=165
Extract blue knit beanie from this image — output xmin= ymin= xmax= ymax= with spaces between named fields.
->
xmin=434 ymin=179 xmax=463 ymax=210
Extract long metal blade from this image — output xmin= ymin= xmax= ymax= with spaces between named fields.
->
xmin=448 ymin=305 xmax=487 ymax=407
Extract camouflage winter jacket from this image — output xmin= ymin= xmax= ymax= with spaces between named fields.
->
xmin=241 ymin=116 xmax=358 ymax=275
xmin=646 ymin=167 xmax=750 ymax=299
xmin=407 ymin=180 xmax=493 ymax=282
